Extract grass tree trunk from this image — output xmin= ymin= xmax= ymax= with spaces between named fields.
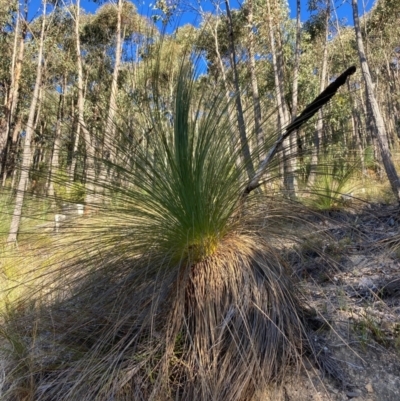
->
xmin=7 ymin=0 xmax=47 ymax=244
xmin=308 ymin=1 xmax=330 ymax=188
xmin=352 ymin=0 xmax=400 ymax=202
xmin=224 ymin=0 xmax=255 ymax=179
xmin=98 ymin=0 xmax=123 ymax=190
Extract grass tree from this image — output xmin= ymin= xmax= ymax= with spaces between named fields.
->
xmin=0 ymin=42 xmax=357 ymax=398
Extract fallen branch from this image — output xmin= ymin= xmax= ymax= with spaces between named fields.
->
xmin=243 ymin=65 xmax=357 ymax=197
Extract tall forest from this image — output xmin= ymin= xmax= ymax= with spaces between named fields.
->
xmin=1 ymin=0 xmax=399 ymax=216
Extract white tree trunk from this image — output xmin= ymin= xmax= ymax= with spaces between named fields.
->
xmin=1 ymin=7 xmax=26 ymax=184
xmin=352 ymin=0 xmax=400 ymax=202
xmin=69 ymin=0 xmax=96 ymax=205
xmin=98 ymin=0 xmax=123 ymax=190
xmin=247 ymin=0 xmax=264 ymax=160
xmin=224 ymin=0 xmax=255 ymax=179
xmin=7 ymin=0 xmax=47 ymax=243
xmin=308 ymin=0 xmax=330 ymax=188
xmin=266 ymin=0 xmax=296 ymax=196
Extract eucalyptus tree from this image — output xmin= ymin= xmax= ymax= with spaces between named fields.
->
xmin=243 ymin=0 xmax=265 ymax=160
xmin=41 ymin=7 xmax=78 ymax=199
xmin=64 ymin=0 xmax=97 ymax=205
xmin=62 ymin=0 xmax=150 ymax=201
xmin=7 ymin=0 xmax=48 ymax=243
xmin=224 ymin=0 xmax=255 ymax=179
xmin=364 ymin=0 xmax=400 ymax=148
xmin=305 ymin=0 xmax=331 ymax=187
xmin=328 ymin=9 xmax=366 ymax=174
xmin=196 ymin=5 xmax=258 ymax=175
xmin=96 ymin=0 xmax=151 ymax=188
xmin=352 ymin=0 xmax=400 ymax=202
xmin=103 ymin=0 xmax=123 ymax=163
xmin=0 ymin=0 xmax=17 ymax=148
xmin=0 ymin=0 xmax=26 ymax=184
xmin=291 ymin=0 xmax=301 ymax=121
xmin=263 ymin=0 xmax=297 ymax=195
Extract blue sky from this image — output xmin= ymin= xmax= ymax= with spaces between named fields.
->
xmin=27 ymin=0 xmax=376 ymax=28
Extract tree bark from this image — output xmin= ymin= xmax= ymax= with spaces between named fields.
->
xmin=352 ymin=0 xmax=400 ymax=202
xmin=1 ymin=6 xmax=27 ymax=184
xmin=47 ymin=80 xmax=65 ymax=199
xmin=265 ymin=0 xmax=296 ymax=195
xmin=308 ymin=0 xmax=330 ymax=187
xmin=204 ymin=14 xmax=242 ymax=173
xmin=69 ymin=0 xmax=96 ymax=204
xmin=332 ymin=3 xmax=366 ymax=177
xmin=98 ymin=0 xmax=123 ymax=189
xmin=7 ymin=0 xmax=47 ymax=243
xmin=224 ymin=0 xmax=255 ymax=179
xmin=291 ymin=0 xmax=301 ymax=121
xmin=246 ymin=0 xmax=264 ymax=160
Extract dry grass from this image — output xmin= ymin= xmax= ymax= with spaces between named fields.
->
xmin=0 ymin=205 xmax=347 ymax=401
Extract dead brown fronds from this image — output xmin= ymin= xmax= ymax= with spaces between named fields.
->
xmin=1 ymin=231 xmax=329 ymax=401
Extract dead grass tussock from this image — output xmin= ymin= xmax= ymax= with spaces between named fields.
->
xmin=0 ymin=229 xmax=322 ymax=401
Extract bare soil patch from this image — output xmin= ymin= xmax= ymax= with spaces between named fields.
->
xmin=275 ymin=203 xmax=400 ymax=401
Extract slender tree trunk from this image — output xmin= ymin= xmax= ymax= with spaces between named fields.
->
xmin=1 ymin=7 xmax=27 ymax=184
xmin=266 ymin=0 xmax=296 ymax=196
xmin=7 ymin=0 xmax=47 ymax=244
xmin=47 ymin=80 xmax=65 ymax=199
xmin=69 ymin=0 xmax=96 ymax=204
xmin=290 ymin=0 xmax=302 ymax=194
xmin=224 ymin=0 xmax=255 ymax=179
xmin=291 ymin=0 xmax=301 ymax=121
xmin=292 ymin=0 xmax=304 ymax=185
xmin=0 ymin=13 xmax=19 ymax=177
xmin=308 ymin=1 xmax=330 ymax=187
xmin=204 ymin=14 xmax=243 ymax=173
xmin=3 ymin=115 xmax=22 ymax=188
xmin=352 ymin=0 xmax=400 ymax=201
xmin=69 ymin=1 xmax=83 ymax=183
xmin=247 ymin=0 xmax=264 ymax=160
xmin=98 ymin=0 xmax=123 ymax=189
xmin=332 ymin=3 xmax=366 ymax=177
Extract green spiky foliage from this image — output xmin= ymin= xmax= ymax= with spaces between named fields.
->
xmin=306 ymin=152 xmax=360 ymax=211
xmin=0 ymin=60 xmax=330 ymax=401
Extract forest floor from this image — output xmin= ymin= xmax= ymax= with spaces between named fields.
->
xmin=269 ymin=202 xmax=400 ymax=401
